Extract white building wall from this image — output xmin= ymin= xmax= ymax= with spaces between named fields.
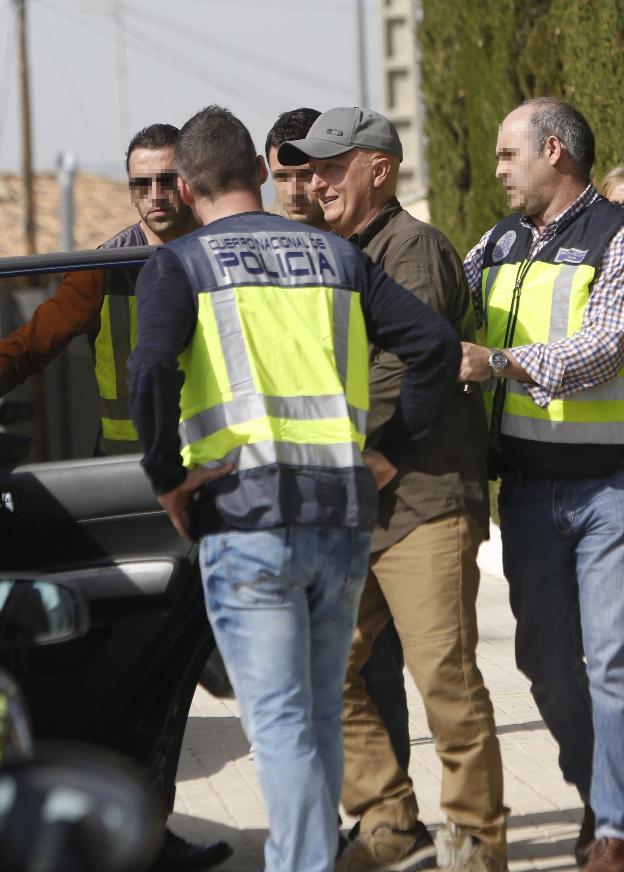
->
xmin=378 ymin=0 xmax=429 ymax=222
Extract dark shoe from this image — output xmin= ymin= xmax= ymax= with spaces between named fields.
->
xmin=153 ymin=830 xmax=233 ymax=871
xmin=576 ymin=806 xmax=596 ymax=867
xmin=199 ymin=648 xmax=234 ymax=699
xmin=337 ymin=832 xmax=349 ymax=859
xmin=336 ymin=821 xmax=437 ymax=871
xmin=583 ymin=838 xmax=624 ymax=872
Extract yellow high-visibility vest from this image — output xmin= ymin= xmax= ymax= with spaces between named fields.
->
xmin=482 ymin=203 xmax=624 ymax=444
xmin=92 ymin=224 xmax=146 ymax=455
xmin=94 ymin=275 xmax=139 ymax=455
xmin=174 ymin=231 xmax=369 ymax=474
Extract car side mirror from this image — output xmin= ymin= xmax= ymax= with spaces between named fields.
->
xmin=0 ymin=579 xmax=88 ymax=646
xmin=0 ymin=743 xmax=164 ymax=872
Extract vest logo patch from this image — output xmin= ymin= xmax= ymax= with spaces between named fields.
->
xmin=492 ymin=230 xmax=517 ymax=263
xmin=555 ymin=246 xmax=588 ymax=265
xmin=201 ymin=232 xmax=340 ymax=289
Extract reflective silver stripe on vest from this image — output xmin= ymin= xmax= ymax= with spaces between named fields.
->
xmin=180 ymin=286 xmax=365 ymax=447
xmin=109 ymin=295 xmax=132 ymax=402
xmin=502 ymin=415 xmax=624 ymax=444
xmin=332 ymin=287 xmax=351 ymax=386
xmin=331 ymin=287 xmax=367 ymax=433
xmin=196 ymin=440 xmax=365 ymax=470
xmin=506 ymin=377 xmax=624 ymax=402
xmin=96 ymin=295 xmax=135 ymax=442
xmin=548 ymin=264 xmax=578 ymax=343
xmin=211 ymin=288 xmax=256 ymax=397
xmin=482 ymin=266 xmax=500 ymax=330
xmin=179 ymin=393 xmax=366 ymax=448
xmin=99 ymin=397 xmax=130 ymax=418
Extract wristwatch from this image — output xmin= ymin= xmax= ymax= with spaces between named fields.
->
xmin=488 ymin=349 xmax=509 ymax=377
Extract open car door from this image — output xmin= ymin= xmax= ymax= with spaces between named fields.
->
xmin=0 ymin=249 xmax=214 ymax=809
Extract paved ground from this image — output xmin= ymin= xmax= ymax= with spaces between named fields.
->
xmin=171 ymin=533 xmax=582 ymax=872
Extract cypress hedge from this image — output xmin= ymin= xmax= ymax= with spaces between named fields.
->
xmin=419 ymin=0 xmax=624 ymax=256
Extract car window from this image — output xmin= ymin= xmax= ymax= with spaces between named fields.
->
xmin=0 ymin=248 xmax=152 ymax=464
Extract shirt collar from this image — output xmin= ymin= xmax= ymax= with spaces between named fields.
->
xmin=349 ymin=197 xmax=402 ymax=248
xmin=520 ymin=183 xmax=599 ymax=236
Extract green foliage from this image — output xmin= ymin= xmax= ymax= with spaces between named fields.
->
xmin=419 ymin=0 xmax=624 ymax=256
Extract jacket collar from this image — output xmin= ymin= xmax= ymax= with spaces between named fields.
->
xmin=349 ymin=196 xmax=402 ymax=248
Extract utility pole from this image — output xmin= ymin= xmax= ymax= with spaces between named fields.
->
xmin=355 ymin=0 xmax=369 ymax=108
xmin=57 ymin=151 xmax=77 ymax=252
xmin=14 ymin=0 xmax=36 ymax=254
xmin=114 ymin=0 xmax=129 ymax=153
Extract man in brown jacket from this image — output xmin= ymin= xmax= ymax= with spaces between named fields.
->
xmin=279 ymin=108 xmax=507 ymax=872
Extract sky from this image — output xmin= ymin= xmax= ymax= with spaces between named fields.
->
xmin=0 ymin=0 xmax=381 ymax=185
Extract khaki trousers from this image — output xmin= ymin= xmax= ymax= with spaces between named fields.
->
xmin=342 ymin=511 xmax=507 ymax=858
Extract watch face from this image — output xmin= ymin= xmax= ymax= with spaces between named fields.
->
xmin=490 ymin=350 xmax=508 ymax=372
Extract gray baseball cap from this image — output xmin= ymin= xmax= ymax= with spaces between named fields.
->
xmin=277 ymin=107 xmax=403 ymax=165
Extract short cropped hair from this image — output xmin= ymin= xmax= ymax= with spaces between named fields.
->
xmin=125 ymin=123 xmax=179 ymax=172
xmin=265 ymin=108 xmax=321 ymax=159
xmin=176 ymin=105 xmax=258 ymax=199
xmin=521 ymin=97 xmax=595 ymax=176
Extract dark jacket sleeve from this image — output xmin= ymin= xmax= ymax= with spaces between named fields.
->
xmin=359 ymin=254 xmax=461 ymax=466
xmin=127 ymin=248 xmax=197 ymax=495
xmin=0 ymin=269 xmax=103 ymax=396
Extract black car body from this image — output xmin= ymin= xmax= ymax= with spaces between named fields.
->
xmin=0 ymin=247 xmax=215 ymax=810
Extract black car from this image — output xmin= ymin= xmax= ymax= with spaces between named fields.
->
xmin=0 ymin=247 xmax=216 ymax=814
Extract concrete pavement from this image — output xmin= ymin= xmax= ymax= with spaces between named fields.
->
xmin=171 ymin=532 xmax=582 ymax=872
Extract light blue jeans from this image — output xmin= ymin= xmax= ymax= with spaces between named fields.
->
xmin=199 ymin=526 xmax=371 ymax=872
xmin=499 ymin=468 xmax=624 ymax=840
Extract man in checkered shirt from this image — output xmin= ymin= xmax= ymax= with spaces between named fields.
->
xmin=461 ymin=98 xmax=624 ymax=872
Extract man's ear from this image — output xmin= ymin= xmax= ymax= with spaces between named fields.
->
xmin=371 ymin=155 xmax=392 ymax=189
xmin=545 ymin=135 xmax=563 ymax=166
xmin=256 ymin=154 xmax=269 ymax=186
xmin=178 ymin=176 xmax=195 ymax=206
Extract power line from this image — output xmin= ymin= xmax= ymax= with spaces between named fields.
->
xmin=113 ymin=0 xmax=129 ymax=150
xmin=183 ymin=0 xmax=350 ymax=9
xmin=41 ymin=0 xmax=280 ymax=114
xmin=94 ymin=0 xmax=352 ymax=97
xmin=120 ymin=16 xmax=285 ymax=111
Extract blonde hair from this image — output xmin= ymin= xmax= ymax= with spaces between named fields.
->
xmin=600 ymin=165 xmax=624 ymax=203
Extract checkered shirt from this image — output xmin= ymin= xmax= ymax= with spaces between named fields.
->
xmin=464 ymin=185 xmax=624 ymax=408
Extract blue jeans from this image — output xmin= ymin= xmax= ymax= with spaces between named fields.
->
xmin=499 ymin=469 xmax=624 ymax=840
xmin=200 ymin=526 xmax=371 ymax=872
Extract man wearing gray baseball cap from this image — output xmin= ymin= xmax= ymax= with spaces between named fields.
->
xmin=278 ymin=106 xmax=403 ymax=164
xmin=279 ymin=108 xmax=507 ymax=872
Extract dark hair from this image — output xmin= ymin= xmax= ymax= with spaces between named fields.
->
xmin=125 ymin=123 xmax=179 ymax=172
xmin=176 ymin=105 xmax=258 ymax=198
xmin=265 ymin=108 xmax=321 ymax=159
xmin=521 ymin=97 xmax=595 ymax=176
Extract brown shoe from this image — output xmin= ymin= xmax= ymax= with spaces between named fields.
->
xmin=335 ymin=822 xmax=437 ymax=872
xmin=575 ymin=806 xmax=596 ymax=867
xmin=583 ymin=838 xmax=624 ymax=872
